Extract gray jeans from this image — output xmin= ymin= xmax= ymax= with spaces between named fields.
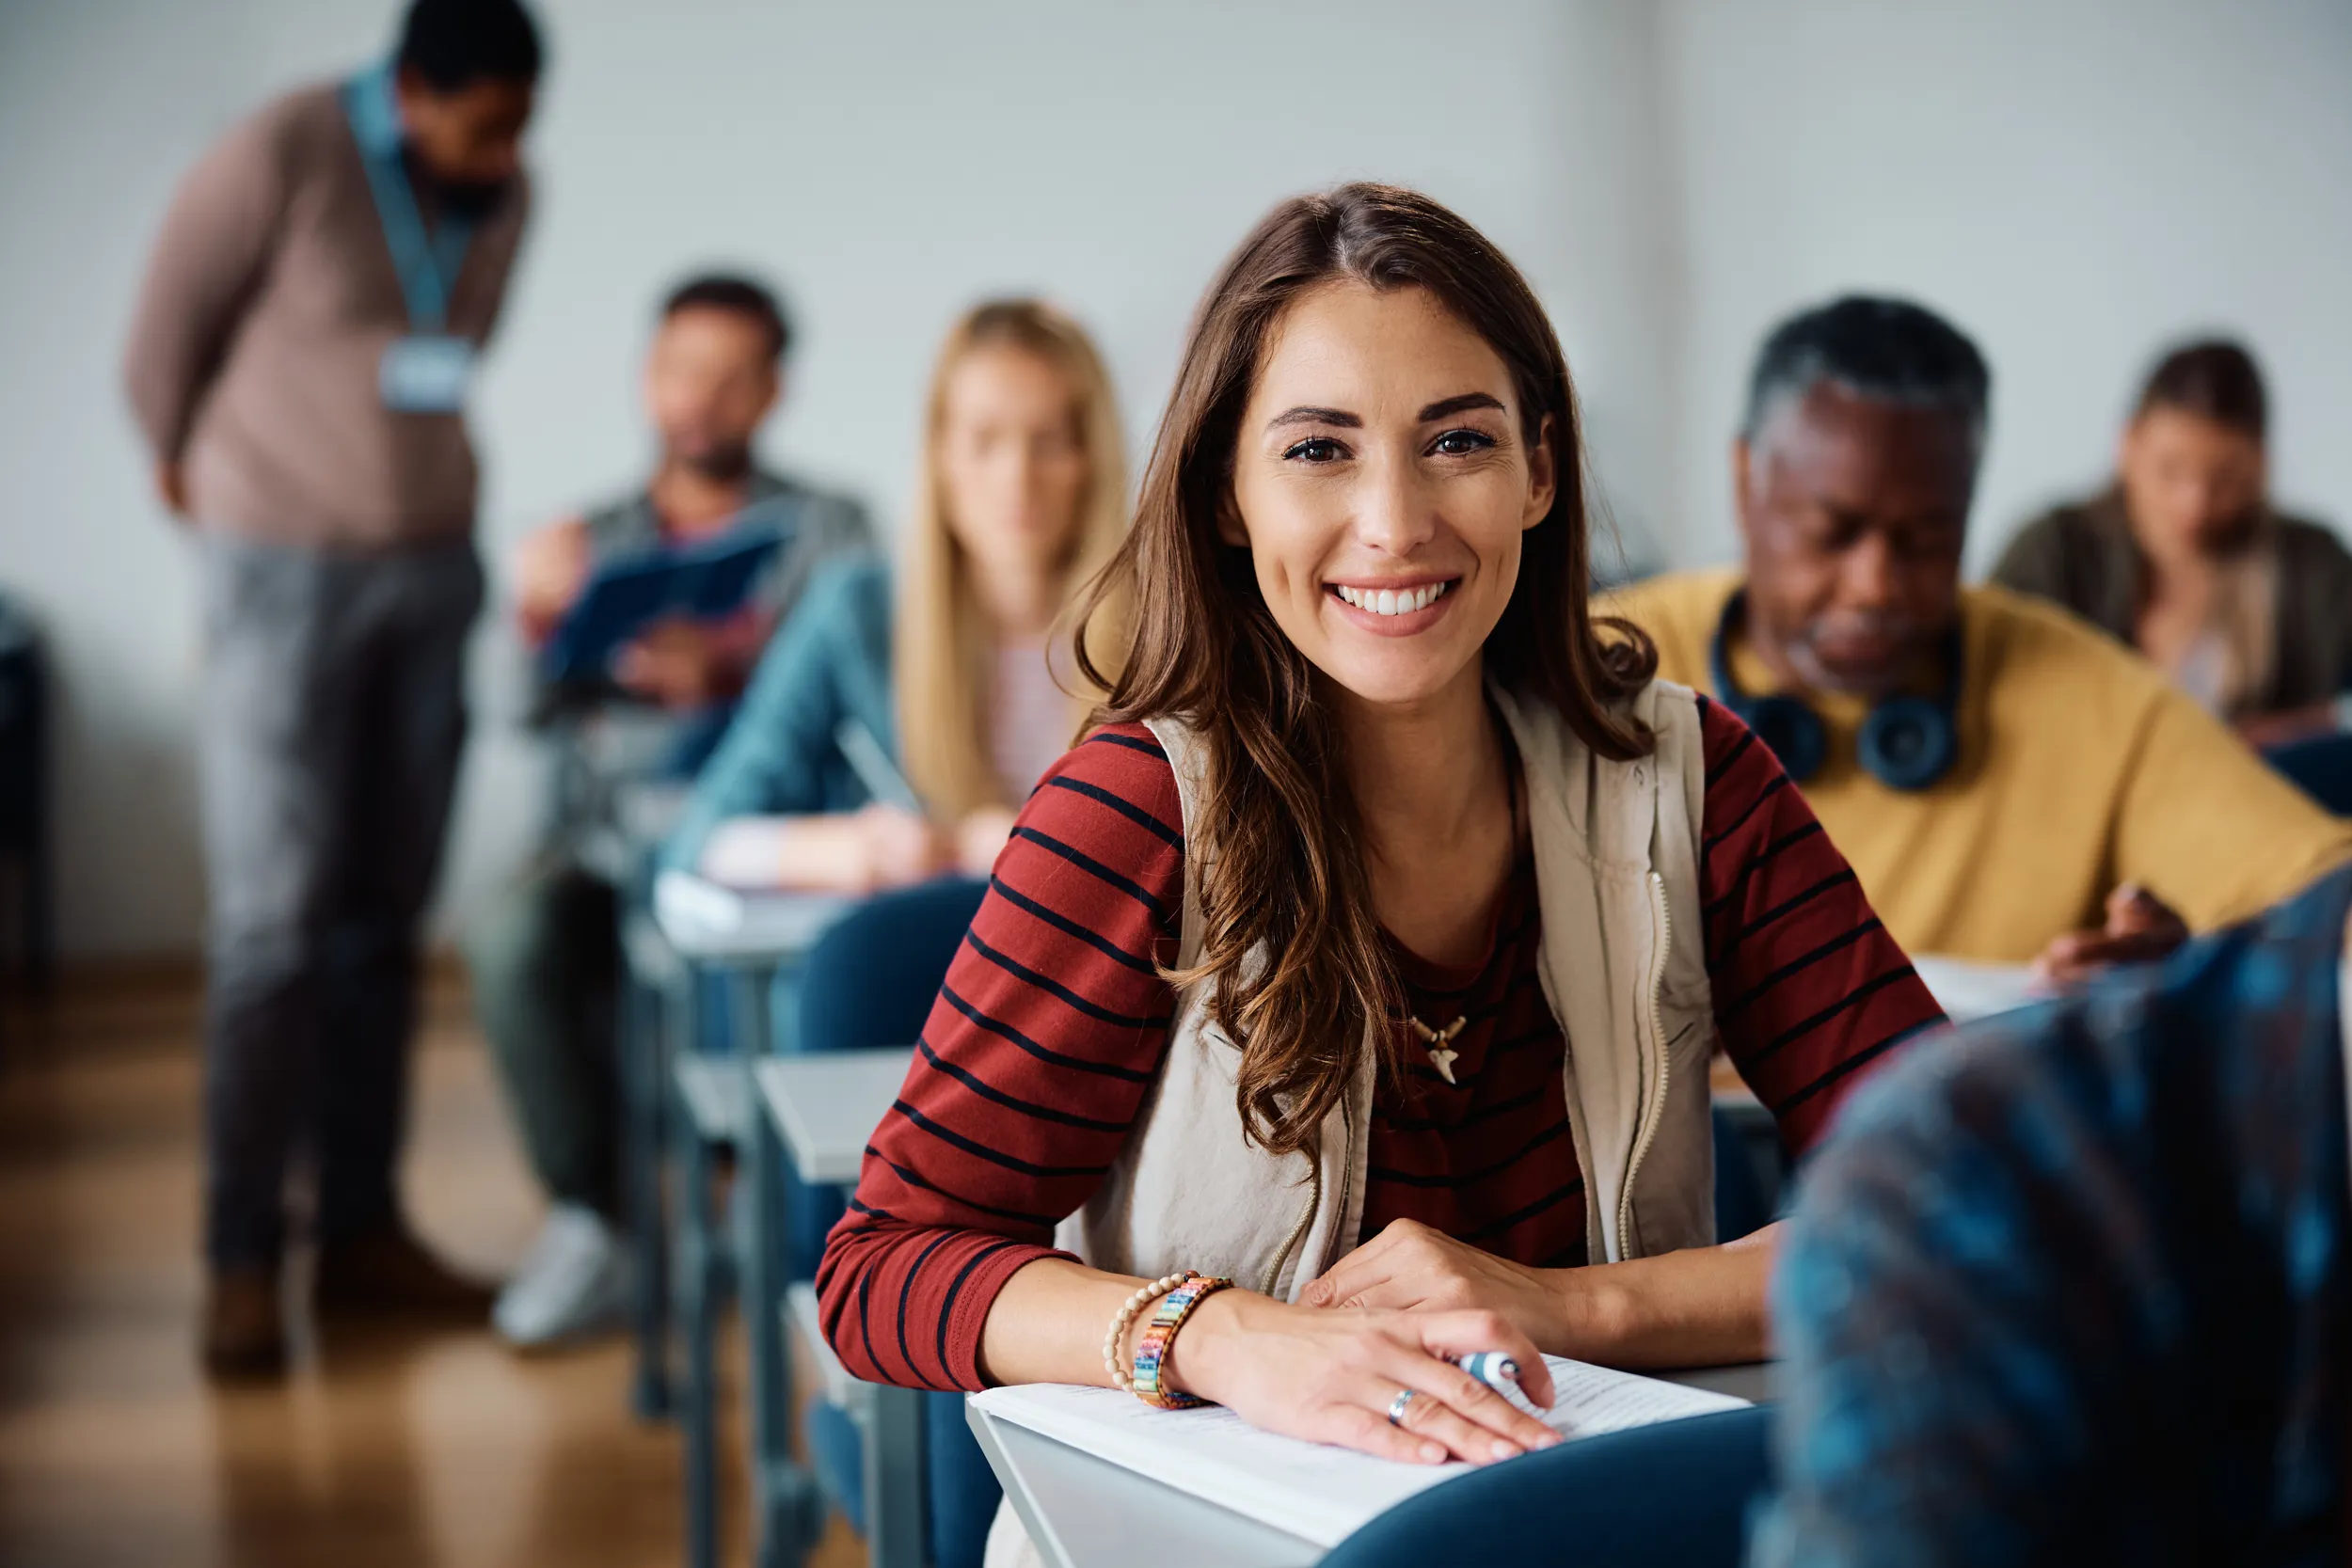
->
xmin=462 ymin=857 xmax=621 ymax=1214
xmin=197 ymin=535 xmax=483 ymax=1269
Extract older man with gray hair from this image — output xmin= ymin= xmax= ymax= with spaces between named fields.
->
xmin=1603 ymin=294 xmax=2351 ymax=980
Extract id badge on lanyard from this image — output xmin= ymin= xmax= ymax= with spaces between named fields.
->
xmin=342 ymin=66 xmax=478 ymax=414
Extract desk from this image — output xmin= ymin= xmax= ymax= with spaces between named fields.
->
xmin=970 ymin=1364 xmax=1773 ymax=1568
xmin=654 ymin=869 xmax=850 ymax=969
xmin=651 ymin=873 xmax=852 ymax=1568
xmin=764 ymin=1062 xmax=930 ymax=1568
xmin=753 ymin=1049 xmax=914 ymax=1186
xmin=1907 ymin=955 xmax=2039 ymax=1022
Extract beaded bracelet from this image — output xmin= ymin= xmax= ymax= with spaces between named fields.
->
xmin=1130 ymin=1275 xmax=1234 ymax=1409
xmin=1103 ymin=1272 xmax=1195 ymax=1390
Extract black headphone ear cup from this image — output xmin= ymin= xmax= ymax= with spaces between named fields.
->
xmin=1743 ymin=695 xmax=1828 ymax=785
xmin=1859 ymin=695 xmax=1958 ymax=791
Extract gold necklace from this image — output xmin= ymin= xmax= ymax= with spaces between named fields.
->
xmin=1396 ymin=711 xmax=1515 ymax=1091
xmin=1406 ymin=1014 xmax=1467 ymax=1085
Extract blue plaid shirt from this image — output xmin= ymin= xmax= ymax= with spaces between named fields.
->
xmin=1753 ymin=864 xmax=2352 ymax=1567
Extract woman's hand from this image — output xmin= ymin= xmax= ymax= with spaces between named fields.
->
xmin=1304 ymin=1219 xmax=1581 ymax=1350
xmin=1161 ymin=1289 xmax=1560 ymax=1467
xmin=700 ymin=805 xmax=947 ymax=894
xmin=1305 ymin=1217 xmax=1779 ymax=1369
xmin=852 ymin=803 xmax=951 ymax=890
xmin=952 ymin=807 xmax=1018 ymax=877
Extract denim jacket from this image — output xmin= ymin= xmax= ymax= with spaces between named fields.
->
xmin=660 ymin=556 xmax=895 ymax=874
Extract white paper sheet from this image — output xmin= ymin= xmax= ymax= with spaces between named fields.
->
xmin=1909 ymin=954 xmax=2042 ymax=1022
xmin=650 ymin=868 xmax=847 ymax=956
xmin=970 ymin=1356 xmax=1749 ymax=1547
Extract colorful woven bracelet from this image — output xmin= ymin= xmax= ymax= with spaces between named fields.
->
xmin=1104 ymin=1272 xmax=1197 ymax=1390
xmin=1129 ymin=1275 xmax=1233 ymax=1409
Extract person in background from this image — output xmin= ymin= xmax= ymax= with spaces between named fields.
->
xmin=661 ymin=297 xmax=1129 ymax=893
xmin=815 ymin=188 xmax=1942 ymax=1568
xmin=121 ymin=0 xmax=541 ymax=1378
xmin=469 ymin=274 xmax=871 ymax=1350
xmin=1994 ymin=339 xmax=2352 ymax=748
xmin=1752 ymin=861 xmax=2352 ymax=1565
xmin=1604 ymin=297 xmax=2352 ymax=982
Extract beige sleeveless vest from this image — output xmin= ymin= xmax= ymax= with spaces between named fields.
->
xmin=1052 ymin=678 xmax=1720 ymax=1296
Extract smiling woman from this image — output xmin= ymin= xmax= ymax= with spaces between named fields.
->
xmin=815 ymin=183 xmax=1944 ymax=1563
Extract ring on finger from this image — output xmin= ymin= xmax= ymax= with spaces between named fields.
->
xmin=1386 ymin=1387 xmax=1419 ymax=1428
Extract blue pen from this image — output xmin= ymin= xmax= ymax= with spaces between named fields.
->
xmin=1453 ymin=1351 xmax=1523 ymax=1397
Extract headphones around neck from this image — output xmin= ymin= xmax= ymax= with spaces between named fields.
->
xmin=1708 ymin=589 xmax=1963 ymax=792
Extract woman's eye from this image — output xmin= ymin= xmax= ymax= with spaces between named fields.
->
xmin=1430 ymin=428 xmax=1496 ymax=456
xmin=1283 ymin=437 xmax=1346 ymax=464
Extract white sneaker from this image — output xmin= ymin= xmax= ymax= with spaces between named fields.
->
xmin=493 ymin=1204 xmax=630 ymax=1350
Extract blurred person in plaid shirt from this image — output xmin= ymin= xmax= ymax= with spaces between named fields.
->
xmin=1754 ymin=863 xmax=2352 ymax=1566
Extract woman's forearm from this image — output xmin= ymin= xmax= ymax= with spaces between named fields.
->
xmin=700 ymin=815 xmax=826 ymax=887
xmin=977 ymin=1257 xmax=1162 ymax=1388
xmin=697 ymin=809 xmax=946 ymax=892
xmin=1546 ymin=1224 xmax=1778 ymax=1368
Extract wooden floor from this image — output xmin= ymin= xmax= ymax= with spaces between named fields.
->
xmin=0 ymin=965 xmax=859 ymax=1568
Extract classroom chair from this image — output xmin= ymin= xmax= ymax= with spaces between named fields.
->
xmin=778 ymin=876 xmax=999 ymax=1568
xmin=1318 ymin=1405 xmax=1772 ymax=1568
xmin=2265 ymin=731 xmax=2352 ymax=817
xmin=776 ymin=874 xmax=988 ymax=1283
xmin=619 ymin=888 xmax=739 ymax=1426
xmin=1712 ymin=1106 xmax=1777 ymax=1243
xmin=661 ymin=925 xmax=827 ymax=1568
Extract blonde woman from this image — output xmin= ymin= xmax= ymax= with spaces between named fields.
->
xmin=666 ymin=297 xmax=1129 ymax=889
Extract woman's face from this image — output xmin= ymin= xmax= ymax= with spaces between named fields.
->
xmin=2118 ymin=406 xmax=2266 ymax=558
xmin=936 ymin=344 xmax=1089 ymax=576
xmin=1227 ymin=281 xmax=1554 ymax=711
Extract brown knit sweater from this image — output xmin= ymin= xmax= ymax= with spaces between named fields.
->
xmin=122 ymin=82 xmax=531 ymax=549
xmin=1994 ymin=488 xmax=2352 ymax=718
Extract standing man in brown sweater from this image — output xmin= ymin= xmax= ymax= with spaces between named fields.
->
xmin=122 ymin=0 xmax=543 ymax=1377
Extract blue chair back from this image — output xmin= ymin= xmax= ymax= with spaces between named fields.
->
xmin=783 ymin=876 xmax=989 ymax=1282
xmin=806 ymin=1391 xmax=1000 ymax=1568
xmin=1319 ymin=1405 xmax=1772 ymax=1568
xmin=1713 ymin=1107 xmax=1775 ymax=1243
xmin=2265 ymin=731 xmax=2352 ymax=817
xmin=798 ymin=875 xmax=991 ymax=1053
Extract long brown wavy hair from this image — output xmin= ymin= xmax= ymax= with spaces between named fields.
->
xmin=1073 ymin=183 xmax=1658 ymax=1157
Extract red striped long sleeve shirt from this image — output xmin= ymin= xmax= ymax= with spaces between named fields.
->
xmin=815 ymin=696 xmax=1944 ymax=1390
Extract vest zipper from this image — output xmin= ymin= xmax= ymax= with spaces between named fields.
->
xmin=1615 ymin=870 xmax=1674 ymax=1259
xmin=1262 ymin=1142 xmax=1324 ymax=1298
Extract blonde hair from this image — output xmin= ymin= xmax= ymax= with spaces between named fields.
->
xmin=896 ymin=299 xmax=1131 ymax=819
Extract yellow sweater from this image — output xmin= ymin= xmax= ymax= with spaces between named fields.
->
xmin=1602 ymin=569 xmax=2352 ymax=962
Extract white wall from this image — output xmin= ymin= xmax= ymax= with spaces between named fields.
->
xmin=1658 ymin=0 xmax=2352 ymax=571
xmin=0 ymin=0 xmax=1677 ymax=958
xmin=10 ymin=0 xmax=2350 ymax=959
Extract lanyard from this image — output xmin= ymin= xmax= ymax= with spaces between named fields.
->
xmin=341 ymin=63 xmax=473 ymax=333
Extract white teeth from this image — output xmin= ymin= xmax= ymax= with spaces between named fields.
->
xmin=1334 ymin=581 xmax=1452 ymax=616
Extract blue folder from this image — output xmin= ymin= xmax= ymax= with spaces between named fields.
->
xmin=539 ymin=524 xmax=786 ymax=689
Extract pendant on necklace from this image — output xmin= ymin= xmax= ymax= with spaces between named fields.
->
xmin=1406 ymin=1014 xmax=1468 ymax=1085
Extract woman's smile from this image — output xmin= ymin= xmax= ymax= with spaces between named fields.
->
xmin=1326 ymin=576 xmax=1461 ymax=635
